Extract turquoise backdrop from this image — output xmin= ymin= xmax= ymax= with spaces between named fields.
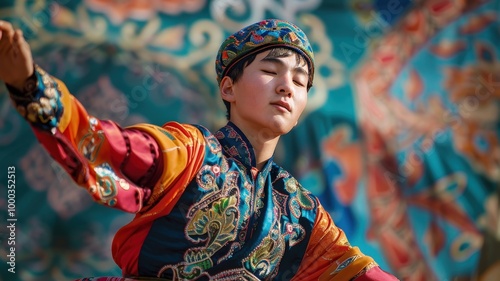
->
xmin=0 ymin=0 xmax=499 ymax=280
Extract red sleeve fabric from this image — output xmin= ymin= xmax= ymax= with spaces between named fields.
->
xmin=8 ymin=65 xmax=204 ymax=213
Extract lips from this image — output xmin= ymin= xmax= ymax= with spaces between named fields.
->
xmin=271 ymin=100 xmax=291 ymax=112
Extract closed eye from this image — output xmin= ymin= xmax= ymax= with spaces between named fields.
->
xmin=294 ymin=79 xmax=306 ymax=87
xmin=261 ymin=69 xmax=276 ymax=75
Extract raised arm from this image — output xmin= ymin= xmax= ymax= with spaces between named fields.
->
xmin=0 ymin=20 xmax=205 ymax=214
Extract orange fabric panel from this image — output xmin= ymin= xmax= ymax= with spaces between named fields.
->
xmin=292 ymin=205 xmax=376 ymax=281
xmin=126 ymin=122 xmax=206 ymax=213
xmin=54 ymin=77 xmax=77 ymax=135
xmin=319 ymin=247 xmax=377 ymax=281
xmin=112 ymin=122 xmax=206 ymax=276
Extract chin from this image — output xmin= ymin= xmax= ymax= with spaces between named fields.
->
xmin=269 ymin=119 xmax=296 ymax=135
xmin=271 ymin=124 xmax=295 ymax=136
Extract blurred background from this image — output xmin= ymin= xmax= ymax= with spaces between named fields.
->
xmin=0 ymin=0 xmax=499 ymax=280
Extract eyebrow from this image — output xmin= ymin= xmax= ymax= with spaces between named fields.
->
xmin=260 ymin=57 xmax=309 ymax=77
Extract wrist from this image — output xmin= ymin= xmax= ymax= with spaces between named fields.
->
xmin=6 ymin=67 xmax=37 ymax=95
xmin=7 ymin=80 xmax=27 ymax=92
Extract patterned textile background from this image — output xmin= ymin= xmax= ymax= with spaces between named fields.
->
xmin=0 ymin=0 xmax=499 ymax=280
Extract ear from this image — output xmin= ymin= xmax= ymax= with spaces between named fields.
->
xmin=220 ymin=76 xmax=236 ymax=102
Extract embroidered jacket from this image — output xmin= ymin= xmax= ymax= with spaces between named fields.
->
xmin=7 ymin=66 xmax=399 ymax=281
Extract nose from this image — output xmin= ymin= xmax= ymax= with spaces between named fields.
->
xmin=276 ymin=75 xmax=293 ymax=97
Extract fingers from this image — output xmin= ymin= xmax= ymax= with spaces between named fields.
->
xmin=0 ymin=20 xmax=15 ymax=42
xmin=13 ymin=29 xmax=22 ymax=40
xmin=0 ymin=20 xmax=14 ymax=31
xmin=0 ymin=22 xmax=28 ymax=59
xmin=13 ymin=29 xmax=24 ymax=45
xmin=0 ymin=21 xmax=34 ymax=88
xmin=0 ymin=21 xmax=15 ymax=53
xmin=13 ymin=29 xmax=31 ymax=60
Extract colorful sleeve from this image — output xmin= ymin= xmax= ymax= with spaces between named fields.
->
xmin=6 ymin=65 xmax=205 ymax=213
xmin=292 ymin=204 xmax=399 ymax=281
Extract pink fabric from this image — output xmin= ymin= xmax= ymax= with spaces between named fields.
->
xmin=355 ymin=266 xmax=400 ymax=281
xmin=99 ymin=121 xmax=162 ymax=188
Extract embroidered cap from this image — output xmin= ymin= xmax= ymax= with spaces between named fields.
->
xmin=215 ymin=19 xmax=315 ymax=87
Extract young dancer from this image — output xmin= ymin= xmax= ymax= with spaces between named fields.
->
xmin=0 ymin=19 xmax=398 ymax=280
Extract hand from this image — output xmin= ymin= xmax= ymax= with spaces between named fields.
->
xmin=0 ymin=20 xmax=34 ymax=91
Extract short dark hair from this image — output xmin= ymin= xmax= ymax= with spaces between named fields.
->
xmin=222 ymin=47 xmax=313 ymax=119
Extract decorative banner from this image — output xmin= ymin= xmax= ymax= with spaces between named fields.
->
xmin=354 ymin=0 xmax=499 ymax=280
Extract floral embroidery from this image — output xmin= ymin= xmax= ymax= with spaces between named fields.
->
xmin=196 ymin=164 xmax=219 ymax=191
xmin=159 ymin=167 xmax=241 ymax=280
xmin=216 ymin=123 xmax=254 ymax=167
xmin=243 ymin=212 xmax=285 ymax=279
xmin=285 ymin=222 xmax=305 ymax=247
xmin=206 ymin=134 xmax=222 ymax=155
xmin=10 ymin=65 xmax=64 ymax=131
xmin=284 ymin=177 xmax=316 ymax=218
xmin=78 ymin=130 xmax=104 ymax=162
xmin=91 ymin=163 xmax=120 ymax=207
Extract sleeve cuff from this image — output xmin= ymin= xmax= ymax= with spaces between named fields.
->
xmin=7 ymin=64 xmax=64 ymax=131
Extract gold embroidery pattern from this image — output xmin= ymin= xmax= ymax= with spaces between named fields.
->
xmin=284 ymin=178 xmax=316 ymax=218
xmin=90 ymin=163 xmax=119 ymax=207
xmin=243 ymin=207 xmax=285 ymax=280
xmin=158 ymin=168 xmax=241 ymax=280
xmin=78 ymin=130 xmax=104 ymax=162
